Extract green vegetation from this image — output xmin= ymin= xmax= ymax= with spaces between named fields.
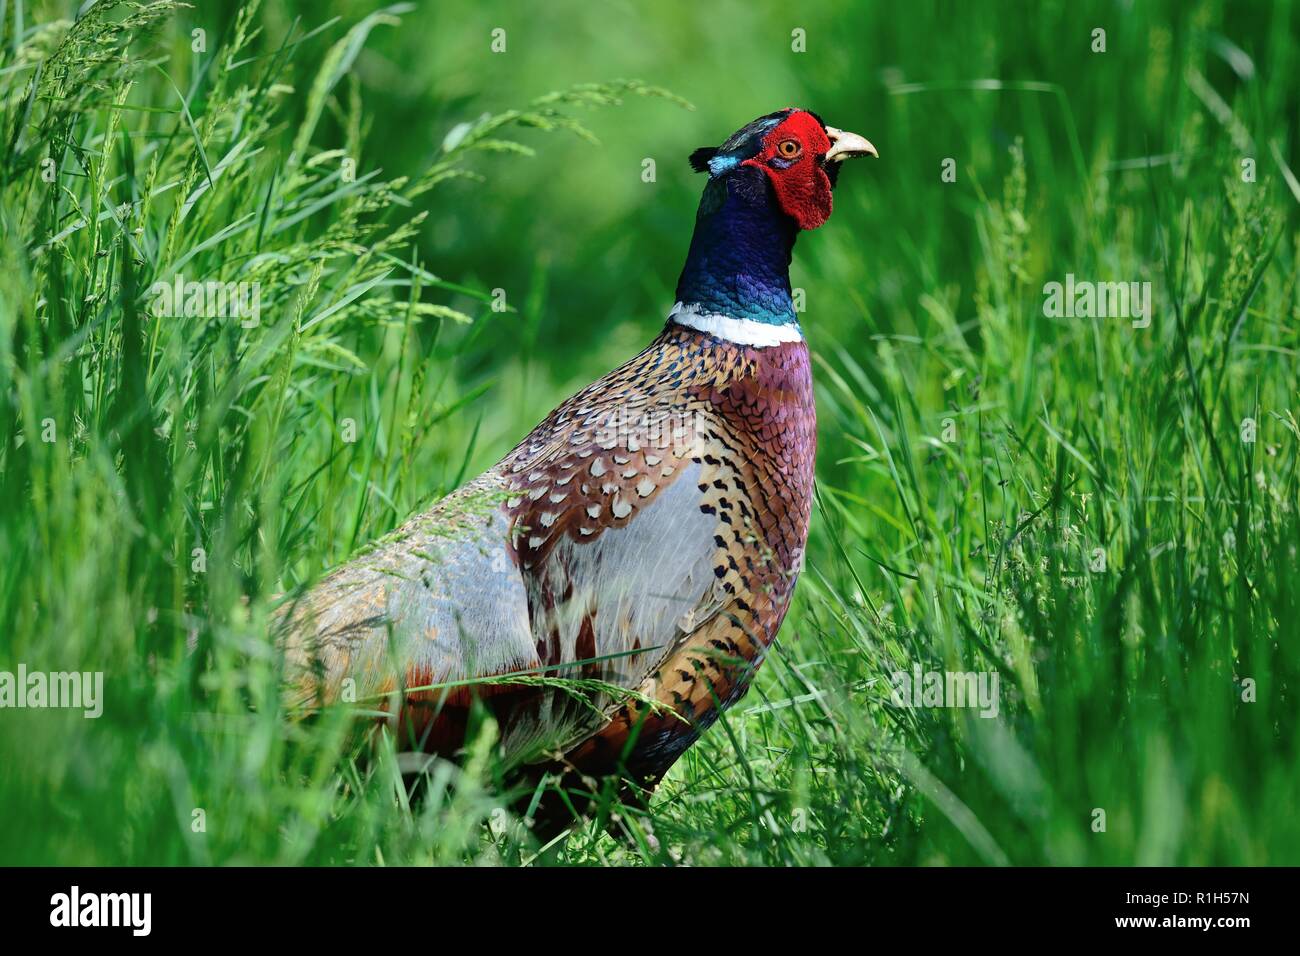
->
xmin=1 ymin=0 xmax=1297 ymax=865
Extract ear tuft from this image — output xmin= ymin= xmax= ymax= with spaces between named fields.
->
xmin=688 ymin=146 xmax=719 ymax=173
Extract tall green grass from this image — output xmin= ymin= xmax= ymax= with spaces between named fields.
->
xmin=1 ymin=0 xmax=1298 ymax=865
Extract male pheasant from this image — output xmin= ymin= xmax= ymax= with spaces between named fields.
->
xmin=279 ymin=108 xmax=877 ymax=816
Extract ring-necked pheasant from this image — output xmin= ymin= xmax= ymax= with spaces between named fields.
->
xmin=279 ymin=108 xmax=877 ymax=820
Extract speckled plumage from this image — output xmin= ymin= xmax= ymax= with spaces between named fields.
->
xmin=279 ymin=327 xmax=814 ymax=781
xmin=277 ymin=108 xmax=875 ymax=817
xmin=503 ymin=325 xmax=816 ymax=783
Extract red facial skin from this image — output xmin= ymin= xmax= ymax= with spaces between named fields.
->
xmin=741 ymin=109 xmax=835 ymax=230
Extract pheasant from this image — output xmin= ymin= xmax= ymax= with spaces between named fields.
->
xmin=279 ymin=108 xmax=877 ymax=819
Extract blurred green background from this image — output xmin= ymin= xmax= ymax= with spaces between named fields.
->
xmin=1 ymin=0 xmax=1297 ymax=865
xmin=198 ymin=0 xmax=1300 ymax=492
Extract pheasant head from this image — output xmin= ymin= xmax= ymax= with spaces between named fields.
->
xmin=690 ymin=108 xmax=878 ymax=229
xmin=673 ymin=109 xmax=877 ymax=341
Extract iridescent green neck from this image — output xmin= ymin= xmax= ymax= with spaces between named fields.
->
xmin=674 ymin=170 xmax=799 ymax=326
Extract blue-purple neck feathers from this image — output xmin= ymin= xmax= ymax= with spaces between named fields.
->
xmin=674 ymin=170 xmax=799 ymax=327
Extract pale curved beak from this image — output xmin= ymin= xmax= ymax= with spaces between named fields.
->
xmin=824 ymin=126 xmax=879 ymax=162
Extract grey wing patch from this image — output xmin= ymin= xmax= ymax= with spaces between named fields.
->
xmin=279 ymin=479 xmax=538 ymax=708
xmin=517 ymin=461 xmax=717 ymax=748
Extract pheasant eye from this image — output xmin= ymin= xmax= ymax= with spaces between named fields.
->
xmin=776 ymin=139 xmax=802 ymax=160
